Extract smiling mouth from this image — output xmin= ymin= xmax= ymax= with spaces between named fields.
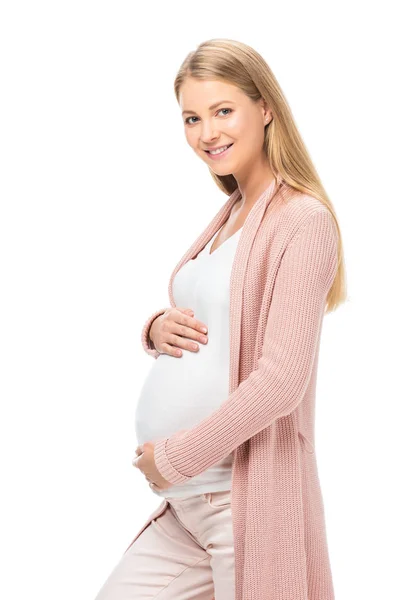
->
xmin=204 ymin=143 xmax=234 ymax=154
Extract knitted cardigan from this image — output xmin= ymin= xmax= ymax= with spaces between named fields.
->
xmin=125 ymin=175 xmax=338 ymax=600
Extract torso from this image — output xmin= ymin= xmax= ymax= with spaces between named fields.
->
xmin=135 ymin=219 xmax=241 ymax=497
xmin=209 ymin=202 xmax=248 ymax=255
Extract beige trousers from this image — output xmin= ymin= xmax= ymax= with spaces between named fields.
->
xmin=94 ymin=489 xmax=235 ymax=600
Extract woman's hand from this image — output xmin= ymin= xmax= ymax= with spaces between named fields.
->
xmin=149 ymin=307 xmax=209 ymax=358
xmin=132 ymin=442 xmax=172 ymax=491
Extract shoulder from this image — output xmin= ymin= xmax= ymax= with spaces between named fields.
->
xmin=273 ymin=185 xmax=329 ymax=226
xmin=271 ymin=186 xmax=336 ymax=248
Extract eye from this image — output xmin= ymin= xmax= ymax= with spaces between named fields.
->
xmin=185 ymin=116 xmax=199 ymax=125
xmin=184 ymin=107 xmax=233 ymax=125
xmin=218 ymin=108 xmax=232 ymax=117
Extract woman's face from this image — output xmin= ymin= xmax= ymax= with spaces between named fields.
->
xmin=179 ymin=77 xmax=272 ymax=178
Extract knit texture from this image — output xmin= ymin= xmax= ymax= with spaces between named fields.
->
xmin=141 ymin=307 xmax=168 ymax=358
xmin=132 ymin=176 xmax=338 ymax=600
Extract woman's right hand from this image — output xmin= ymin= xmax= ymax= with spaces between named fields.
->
xmin=149 ymin=307 xmax=208 ymax=357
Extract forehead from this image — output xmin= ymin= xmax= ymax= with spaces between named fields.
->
xmin=179 ymin=78 xmax=242 ymax=110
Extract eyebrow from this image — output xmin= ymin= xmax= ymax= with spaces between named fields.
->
xmin=182 ymin=100 xmax=235 ymax=116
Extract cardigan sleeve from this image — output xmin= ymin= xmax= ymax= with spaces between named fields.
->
xmin=141 ymin=307 xmax=169 ymax=359
xmin=152 ymin=209 xmax=339 ymax=486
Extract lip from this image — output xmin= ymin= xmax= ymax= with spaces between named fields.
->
xmin=204 ymin=143 xmax=233 ymax=160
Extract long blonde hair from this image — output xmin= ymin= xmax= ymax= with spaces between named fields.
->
xmin=173 ymin=38 xmax=347 ymax=313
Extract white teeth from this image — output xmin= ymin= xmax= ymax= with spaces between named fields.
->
xmin=209 ymin=145 xmax=230 ymax=155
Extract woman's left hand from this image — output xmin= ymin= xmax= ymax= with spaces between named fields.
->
xmin=132 ymin=441 xmax=172 ymax=491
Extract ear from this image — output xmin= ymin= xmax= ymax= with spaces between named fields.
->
xmin=259 ymin=97 xmax=272 ymax=125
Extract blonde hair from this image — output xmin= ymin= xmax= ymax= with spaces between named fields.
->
xmin=173 ymin=38 xmax=347 ymax=313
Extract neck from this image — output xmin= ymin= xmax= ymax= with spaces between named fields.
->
xmin=234 ymin=160 xmax=276 ymax=213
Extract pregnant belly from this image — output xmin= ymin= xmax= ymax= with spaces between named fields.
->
xmin=134 ymin=350 xmax=229 ymax=446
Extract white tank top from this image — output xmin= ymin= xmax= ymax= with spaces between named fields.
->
xmin=134 ymin=225 xmax=243 ymax=498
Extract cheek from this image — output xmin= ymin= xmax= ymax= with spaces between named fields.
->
xmin=225 ymin=113 xmax=242 ymax=136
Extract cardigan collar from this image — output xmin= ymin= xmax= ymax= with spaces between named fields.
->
xmin=168 ymin=174 xmax=284 ymax=303
xmin=167 ymin=173 xmax=284 ymax=388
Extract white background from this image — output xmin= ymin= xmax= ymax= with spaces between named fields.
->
xmin=1 ymin=1 xmax=399 ymax=599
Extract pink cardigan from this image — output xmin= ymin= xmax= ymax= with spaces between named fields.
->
xmin=125 ymin=175 xmax=338 ymax=600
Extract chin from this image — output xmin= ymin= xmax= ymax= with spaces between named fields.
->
xmin=211 ymin=164 xmax=235 ymax=176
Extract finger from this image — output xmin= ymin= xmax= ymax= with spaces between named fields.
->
xmin=179 ymin=308 xmax=194 ymax=317
xmin=149 ymin=482 xmax=161 ymax=491
xmin=168 ymin=329 xmax=207 ymax=352
xmin=167 ymin=321 xmax=208 ymax=347
xmin=175 ymin=310 xmax=208 ymax=335
xmin=159 ymin=342 xmax=184 ymax=358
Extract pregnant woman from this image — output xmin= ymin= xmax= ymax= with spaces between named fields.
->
xmin=95 ymin=38 xmax=347 ymax=600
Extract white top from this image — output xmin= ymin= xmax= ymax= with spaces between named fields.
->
xmin=134 ymin=225 xmax=243 ymax=498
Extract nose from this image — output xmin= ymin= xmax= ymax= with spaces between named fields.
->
xmin=199 ymin=120 xmax=219 ymax=144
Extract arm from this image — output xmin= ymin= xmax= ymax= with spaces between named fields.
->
xmin=153 ymin=209 xmax=338 ymax=484
xmin=141 ymin=308 xmax=169 ymax=359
